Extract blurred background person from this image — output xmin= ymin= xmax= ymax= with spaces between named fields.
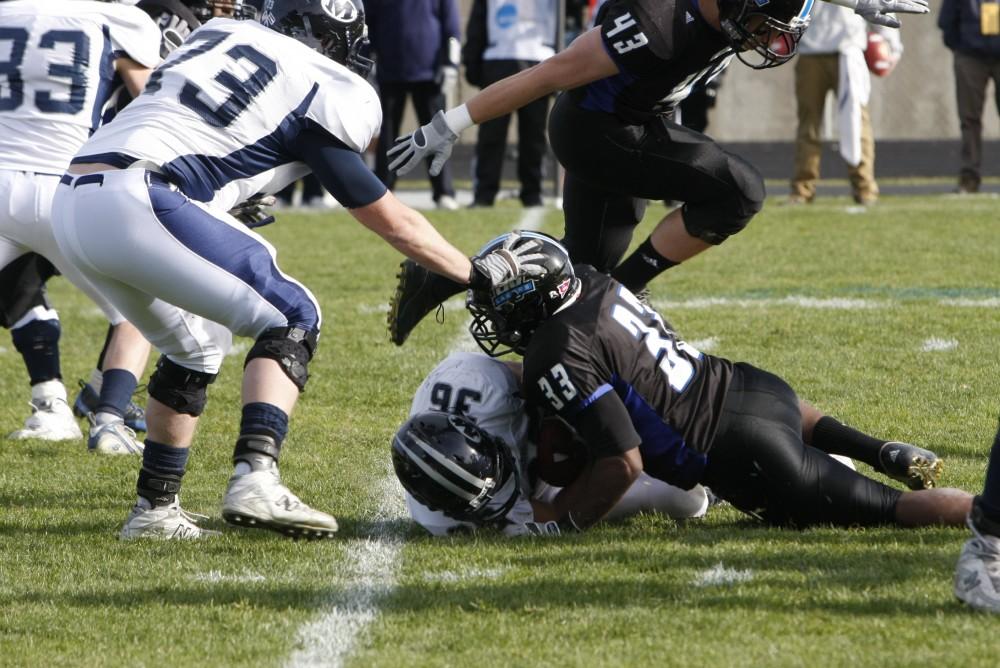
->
xmin=678 ymin=74 xmax=726 ymax=134
xmin=939 ymin=0 xmax=1000 ymax=194
xmin=368 ymin=0 xmax=461 ymax=210
xmin=463 ymin=0 xmax=557 ymax=208
xmin=789 ymin=2 xmax=902 ymax=206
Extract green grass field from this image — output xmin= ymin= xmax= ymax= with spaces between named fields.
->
xmin=1 ymin=193 xmax=999 ymax=667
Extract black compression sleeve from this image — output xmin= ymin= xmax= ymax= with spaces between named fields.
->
xmin=571 ymin=390 xmax=642 ymax=459
xmin=290 ymin=127 xmax=387 ymax=209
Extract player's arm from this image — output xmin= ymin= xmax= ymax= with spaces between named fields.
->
xmin=536 ymin=392 xmax=644 ymax=530
xmin=292 ymin=128 xmax=539 ymax=287
xmin=115 ymin=56 xmax=153 ymax=97
xmin=388 ymin=27 xmax=618 ymax=176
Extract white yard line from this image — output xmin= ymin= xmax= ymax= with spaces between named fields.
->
xmin=285 ymin=206 xmax=548 ymax=668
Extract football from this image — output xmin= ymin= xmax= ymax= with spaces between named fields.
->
xmin=534 ymin=415 xmax=590 ymax=487
xmin=865 ymin=32 xmax=897 ymax=77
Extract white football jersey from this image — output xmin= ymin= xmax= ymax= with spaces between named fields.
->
xmin=404 ymin=352 xmax=537 ymax=537
xmin=0 ymin=0 xmax=160 ymax=174
xmin=77 ymin=18 xmax=381 ymax=212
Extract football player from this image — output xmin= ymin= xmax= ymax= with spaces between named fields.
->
xmin=50 ymin=0 xmax=544 ymax=540
xmin=383 ymin=0 xmax=929 ymax=346
xmin=393 ymin=352 xmax=711 ymax=536
xmin=0 ymin=0 xmax=161 ymax=449
xmin=462 ymin=232 xmax=973 ymax=531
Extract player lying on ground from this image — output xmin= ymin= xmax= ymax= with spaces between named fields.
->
xmin=460 ymin=232 xmax=971 ymax=531
xmin=384 ymin=0 xmax=930 ymax=346
xmin=393 ymin=352 xmax=711 ymax=536
xmin=392 ymin=350 xmax=947 ymax=535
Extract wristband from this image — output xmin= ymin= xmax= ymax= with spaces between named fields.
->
xmin=444 ymin=104 xmax=474 ymax=134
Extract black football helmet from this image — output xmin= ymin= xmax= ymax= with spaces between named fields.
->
xmin=717 ymin=0 xmax=813 ymax=69
xmin=392 ymin=411 xmax=521 ymax=525
xmin=467 ymin=231 xmax=581 ymax=358
xmin=246 ymin=0 xmax=373 ymax=76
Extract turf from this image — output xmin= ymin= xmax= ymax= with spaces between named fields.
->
xmin=1 ymin=193 xmax=998 ymax=667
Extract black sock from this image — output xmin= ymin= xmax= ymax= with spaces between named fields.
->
xmin=811 ymin=416 xmax=886 ymax=469
xmin=137 ymin=439 xmax=190 ymax=507
xmin=610 ymin=237 xmax=679 ymax=292
xmin=97 ymin=368 xmax=138 ymax=418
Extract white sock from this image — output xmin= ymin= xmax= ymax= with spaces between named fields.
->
xmin=31 ymin=379 xmax=67 ymax=403
xmin=94 ymin=411 xmax=121 ymax=427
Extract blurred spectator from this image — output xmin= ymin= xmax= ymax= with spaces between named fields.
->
xmin=463 ymin=0 xmax=557 ymax=208
xmin=368 ymin=0 xmax=461 ymax=210
xmin=939 ymin=0 xmax=1000 ymax=194
xmin=789 ymin=2 xmax=901 ymax=206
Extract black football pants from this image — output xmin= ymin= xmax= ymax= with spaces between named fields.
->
xmin=548 ymin=92 xmax=765 ymax=272
xmin=702 ymin=363 xmax=902 ymax=528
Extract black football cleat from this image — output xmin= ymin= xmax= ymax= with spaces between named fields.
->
xmin=387 ymin=259 xmax=464 ymax=346
xmin=877 ymin=441 xmax=943 ymax=490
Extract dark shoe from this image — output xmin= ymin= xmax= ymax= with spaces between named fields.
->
xmin=73 ymin=380 xmax=147 ymax=433
xmin=877 ymin=441 xmax=943 ymax=490
xmin=387 ymin=260 xmax=465 ymax=346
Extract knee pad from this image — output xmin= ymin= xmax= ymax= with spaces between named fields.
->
xmin=244 ymin=326 xmax=317 ymax=391
xmin=147 ymin=355 xmax=218 ymax=417
xmin=682 ymin=155 xmax=765 ymax=245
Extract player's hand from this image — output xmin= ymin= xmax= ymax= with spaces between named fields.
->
xmin=522 ymin=521 xmax=561 ymax=536
xmin=387 ymin=110 xmax=459 ymax=176
xmin=229 ymin=194 xmax=277 ymax=229
xmin=854 ymin=0 xmax=927 ymax=28
xmin=469 ymin=232 xmax=548 ymax=289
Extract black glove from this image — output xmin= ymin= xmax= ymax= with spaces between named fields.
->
xmin=229 ymin=194 xmax=276 ymax=229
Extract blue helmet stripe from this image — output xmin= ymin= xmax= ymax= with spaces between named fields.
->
xmin=798 ymin=0 xmax=815 ymax=21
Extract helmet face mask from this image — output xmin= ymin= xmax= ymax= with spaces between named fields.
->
xmin=466 ymin=232 xmax=580 ymax=358
xmin=719 ymin=0 xmax=813 ymax=69
xmin=248 ymin=0 xmax=374 ymax=76
xmin=392 ymin=412 xmax=521 ymax=526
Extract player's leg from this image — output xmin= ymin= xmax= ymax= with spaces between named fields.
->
xmin=603 ymin=474 xmax=710 ymax=522
xmin=703 ymin=363 xmax=970 ymax=528
xmin=549 ymin=97 xmax=764 ymax=293
xmin=954 ymin=419 xmax=1000 ymax=612
xmin=71 ymin=322 xmax=149 ymax=433
xmin=83 ymin=321 xmax=152 ymax=453
xmin=0 ymin=253 xmax=81 ymax=441
xmin=800 ymin=400 xmax=943 ymax=490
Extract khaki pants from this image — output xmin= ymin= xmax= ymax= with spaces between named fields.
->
xmin=791 ymin=54 xmax=878 ymax=202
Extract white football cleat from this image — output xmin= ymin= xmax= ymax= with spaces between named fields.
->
xmin=119 ymin=499 xmax=218 ymax=540
xmin=222 ymin=467 xmax=338 ymax=539
xmin=8 ymin=398 xmax=83 ymax=441
xmin=87 ymin=418 xmax=144 ymax=455
xmin=954 ymin=519 xmax=1000 ymax=613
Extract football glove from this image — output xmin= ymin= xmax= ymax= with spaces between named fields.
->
xmin=469 ymin=232 xmax=548 ymax=290
xmin=229 ymin=194 xmax=277 ymax=229
xmin=854 ymin=0 xmax=927 ymax=28
xmin=522 ymin=521 xmax=562 ymax=536
xmin=387 ymin=110 xmax=458 ymax=177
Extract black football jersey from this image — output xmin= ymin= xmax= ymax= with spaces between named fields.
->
xmin=577 ymin=0 xmax=733 ymax=123
xmin=523 ymin=267 xmax=734 ymax=489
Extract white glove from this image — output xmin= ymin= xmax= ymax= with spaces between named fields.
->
xmin=853 ymin=0 xmax=927 ymax=28
xmin=522 ymin=521 xmax=561 ymax=536
xmin=387 ymin=110 xmax=458 ymax=176
xmin=470 ymin=232 xmax=548 ymax=289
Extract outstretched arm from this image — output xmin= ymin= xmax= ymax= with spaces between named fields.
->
xmin=389 ymin=27 xmax=619 ymax=176
xmin=823 ymin=0 xmax=929 ymax=28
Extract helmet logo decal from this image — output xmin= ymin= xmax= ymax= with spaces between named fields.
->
xmin=322 ymin=0 xmax=359 ymax=22
xmin=493 ymin=277 xmax=536 ymax=307
xmin=553 ymin=277 xmax=572 ymax=300
xmin=447 ymin=414 xmax=483 ymax=444
xmin=753 ymin=0 xmax=771 ymax=6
